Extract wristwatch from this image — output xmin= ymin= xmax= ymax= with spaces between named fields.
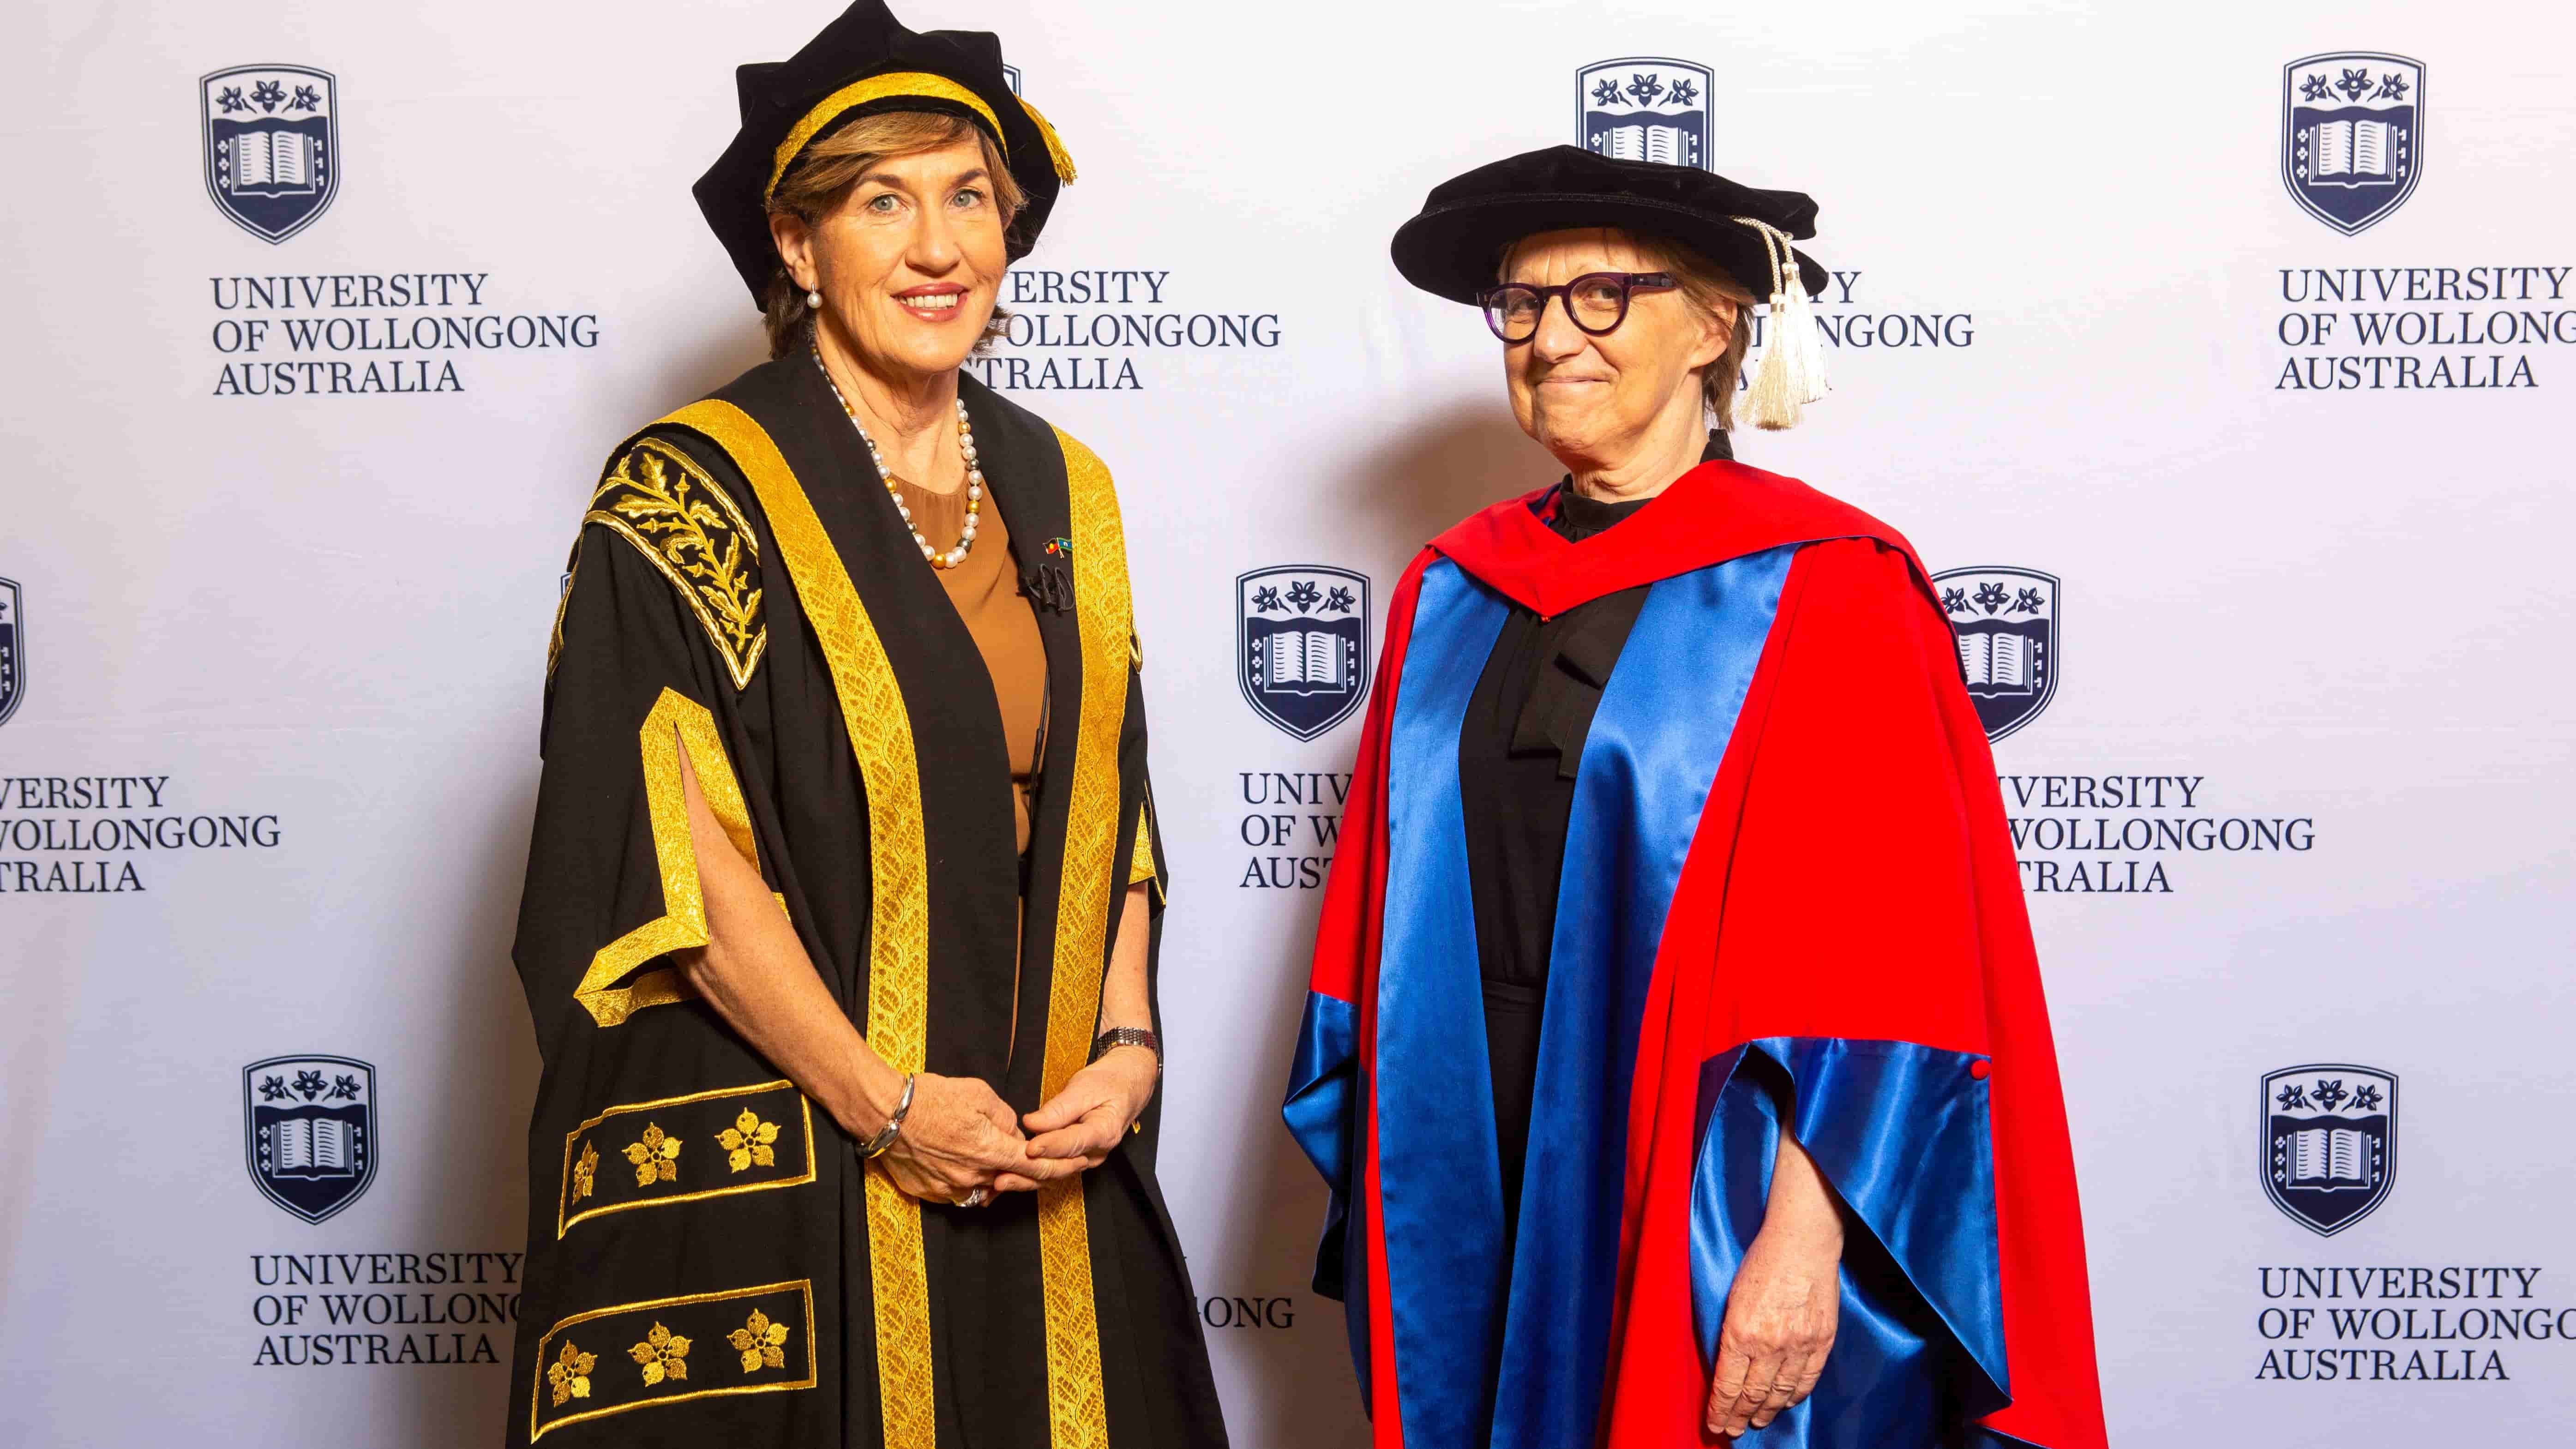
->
xmin=1088 ymin=1026 xmax=1161 ymax=1070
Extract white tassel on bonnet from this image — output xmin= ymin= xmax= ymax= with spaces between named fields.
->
xmin=1733 ymin=217 xmax=1830 ymax=430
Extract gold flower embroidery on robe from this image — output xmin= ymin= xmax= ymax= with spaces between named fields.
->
xmin=727 ymin=1308 xmax=793 ymax=1373
xmin=629 ymin=1322 xmax=691 ymax=1386
xmin=548 ymin=1341 xmax=597 ymax=1406
xmin=623 ymin=1123 xmax=680 ymax=1186
xmin=570 ymin=1141 xmax=600 ymax=1202
xmin=717 ymin=1109 xmax=781 ymax=1173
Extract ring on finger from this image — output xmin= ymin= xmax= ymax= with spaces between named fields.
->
xmin=952 ymin=1187 xmax=991 ymax=1209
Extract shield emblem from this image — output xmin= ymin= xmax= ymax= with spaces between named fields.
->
xmin=244 ymin=1054 xmax=378 ymax=1223
xmin=0 ymin=578 xmax=22 ymax=729
xmin=1238 ymin=566 xmax=1370 ymax=741
xmin=201 ymin=65 xmax=339 ymax=243
xmin=2261 ymin=1064 xmax=2396 ymax=1236
xmin=2281 ymin=53 xmax=2423 ymax=235
xmin=1931 ymin=565 xmax=2058 ymax=742
xmin=1577 ymin=57 xmax=1713 ymax=169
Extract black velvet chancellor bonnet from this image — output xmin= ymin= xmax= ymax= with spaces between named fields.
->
xmin=692 ymin=0 xmax=1075 ymax=307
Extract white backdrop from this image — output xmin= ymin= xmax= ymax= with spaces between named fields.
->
xmin=5 ymin=2 xmax=2574 ymax=1445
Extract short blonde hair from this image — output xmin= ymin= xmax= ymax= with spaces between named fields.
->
xmin=1500 ymin=228 xmax=1758 ymax=430
xmin=760 ymin=112 xmax=1027 ymax=359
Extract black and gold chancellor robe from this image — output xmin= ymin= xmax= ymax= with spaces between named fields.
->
xmin=508 ymin=355 xmax=1227 ymax=1449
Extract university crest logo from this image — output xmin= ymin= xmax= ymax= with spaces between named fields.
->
xmin=1237 ymin=566 xmax=1370 ymax=741
xmin=2282 ymin=53 xmax=2423 ymax=235
xmin=2261 ymin=1064 xmax=2397 ymax=1236
xmin=244 ymin=1054 xmax=377 ymax=1223
xmin=201 ymin=65 xmax=339 ymax=243
xmin=1932 ymin=565 xmax=2057 ymax=742
xmin=1577 ymin=57 xmax=1712 ymax=169
xmin=0 ymin=578 xmax=22 ymax=729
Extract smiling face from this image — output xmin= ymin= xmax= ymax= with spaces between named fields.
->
xmin=770 ymin=133 xmax=1009 ymax=385
xmin=1500 ymin=228 xmax=1730 ymax=475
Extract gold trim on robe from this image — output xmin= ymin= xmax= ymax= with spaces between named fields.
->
xmin=1030 ymin=426 xmax=1133 ymax=1449
xmin=647 ymin=401 xmax=938 ymax=1449
xmin=586 ymin=439 xmax=768 ymax=691
xmin=572 ymin=688 xmax=761 ymax=1028
xmin=556 ymin=1079 xmax=817 ymax=1239
xmin=528 ymin=1279 xmax=817 ymax=1442
xmin=1129 ymin=806 xmax=1157 ymax=890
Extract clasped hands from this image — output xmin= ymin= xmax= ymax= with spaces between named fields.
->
xmin=873 ymin=1046 xmax=1159 ymax=1205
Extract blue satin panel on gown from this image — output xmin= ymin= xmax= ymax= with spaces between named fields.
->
xmin=1283 ymin=990 xmax=1367 ymax=1392
xmin=1369 ymin=549 xmax=1796 ymax=1447
xmin=1283 ymin=992 xmax=1358 ymax=1296
xmin=1688 ymin=1038 xmax=2012 ymax=1448
xmin=1486 ymin=546 xmax=1795 ymax=1449
xmin=1375 ymin=559 xmax=1514 ymax=1446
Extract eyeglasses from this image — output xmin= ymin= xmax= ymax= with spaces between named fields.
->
xmin=1475 ymin=272 xmax=1676 ymax=343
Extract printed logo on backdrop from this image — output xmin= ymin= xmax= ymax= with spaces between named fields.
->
xmin=2281 ymin=54 xmax=2422 ymax=236
xmin=1567 ymin=57 xmax=1979 ymax=389
xmin=201 ymin=65 xmax=338 ymax=244
xmin=245 ymin=1055 xmax=377 ymax=1224
xmin=1932 ymin=566 xmax=2057 ymax=743
xmin=2270 ymin=54 xmax=2574 ymax=394
xmin=196 ymin=64 xmax=604 ymax=400
xmin=1237 ymin=567 xmax=1370 ymax=741
xmin=1002 ymin=64 xmax=1021 ymax=96
xmin=1578 ymin=58 xmax=1711 ymax=168
xmin=0 ymin=578 xmax=22 ymax=729
xmin=2262 ymin=1064 xmax=2396 ymax=1237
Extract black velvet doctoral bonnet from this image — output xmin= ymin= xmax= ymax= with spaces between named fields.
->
xmin=692 ymin=0 xmax=1074 ymax=307
xmin=1391 ymin=145 xmax=1827 ymax=305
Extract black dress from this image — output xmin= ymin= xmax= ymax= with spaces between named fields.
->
xmin=1458 ymin=431 xmax=1731 ymax=1241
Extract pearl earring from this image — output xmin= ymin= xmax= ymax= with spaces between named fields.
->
xmin=805 ymin=288 xmax=823 ymax=310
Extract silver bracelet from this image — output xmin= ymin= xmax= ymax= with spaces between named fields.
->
xmin=859 ymin=1072 xmax=916 ymax=1159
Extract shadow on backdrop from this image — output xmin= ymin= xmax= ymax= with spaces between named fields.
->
xmin=1332 ymin=393 xmax=1556 ymax=557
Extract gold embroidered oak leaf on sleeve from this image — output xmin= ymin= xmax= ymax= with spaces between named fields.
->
xmin=587 ymin=438 xmax=768 ymax=690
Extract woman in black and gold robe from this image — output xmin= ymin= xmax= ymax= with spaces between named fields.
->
xmin=506 ymin=6 xmax=1226 ymax=1445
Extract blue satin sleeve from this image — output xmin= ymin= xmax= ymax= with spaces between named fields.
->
xmin=1282 ymin=990 xmax=1360 ymax=1300
xmin=1689 ymin=1037 xmax=2012 ymax=1449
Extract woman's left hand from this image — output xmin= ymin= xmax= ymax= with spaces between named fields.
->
xmin=1705 ymin=1214 xmax=1842 ymax=1438
xmin=1018 ymin=1046 xmax=1158 ymax=1176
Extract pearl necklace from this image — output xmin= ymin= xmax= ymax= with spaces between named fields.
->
xmin=813 ymin=342 xmax=984 ymax=570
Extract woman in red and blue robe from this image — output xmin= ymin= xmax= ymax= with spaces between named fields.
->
xmin=1284 ymin=146 xmax=2109 ymax=1449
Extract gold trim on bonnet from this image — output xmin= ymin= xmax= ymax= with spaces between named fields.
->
xmin=528 ymin=1279 xmax=817 ymax=1442
xmin=767 ymin=72 xmax=1007 ymax=201
xmin=571 ymin=689 xmax=761 ymax=1027
xmin=649 ymin=400 xmax=937 ymax=1449
xmin=1015 ymin=94 xmax=1078 ymax=183
xmin=1031 ymin=426 xmax=1133 ymax=1449
xmin=555 ymin=1079 xmax=817 ymax=1239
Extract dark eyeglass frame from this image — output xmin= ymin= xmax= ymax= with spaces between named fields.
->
xmin=1475 ymin=271 xmax=1677 ymax=343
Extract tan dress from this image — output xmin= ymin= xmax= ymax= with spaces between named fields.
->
xmin=890 ymin=474 xmax=1047 ymax=855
